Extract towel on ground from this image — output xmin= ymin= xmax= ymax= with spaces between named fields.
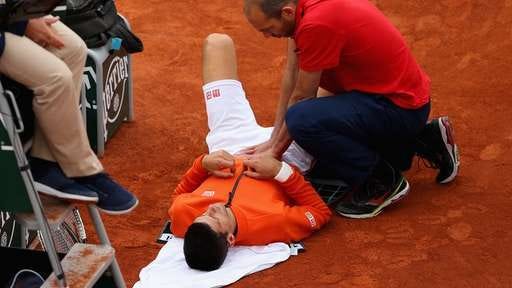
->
xmin=134 ymin=236 xmax=291 ymax=288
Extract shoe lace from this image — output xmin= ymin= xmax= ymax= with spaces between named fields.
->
xmin=311 ymin=180 xmax=349 ymax=205
xmin=361 ymin=161 xmax=397 ymax=202
xmin=364 ymin=178 xmax=388 ymax=200
xmin=416 ymin=139 xmax=442 ymax=169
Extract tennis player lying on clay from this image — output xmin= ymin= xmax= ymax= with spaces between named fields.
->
xmin=167 ymin=33 xmax=331 ymax=271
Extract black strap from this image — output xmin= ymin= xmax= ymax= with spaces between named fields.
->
xmin=224 ymin=166 xmax=247 ymax=208
xmin=62 ymin=0 xmax=117 ymax=38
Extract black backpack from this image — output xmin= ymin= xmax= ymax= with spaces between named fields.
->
xmin=1 ymin=0 xmax=61 ymax=29
xmin=58 ymin=0 xmax=143 ymax=52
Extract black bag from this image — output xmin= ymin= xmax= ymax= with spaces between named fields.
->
xmin=108 ymin=14 xmax=143 ymax=53
xmin=59 ymin=0 xmax=143 ymax=52
xmin=1 ymin=0 xmax=61 ymax=27
xmin=59 ymin=0 xmax=118 ymax=48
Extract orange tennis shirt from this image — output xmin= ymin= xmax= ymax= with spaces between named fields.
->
xmin=168 ymin=155 xmax=332 ymax=245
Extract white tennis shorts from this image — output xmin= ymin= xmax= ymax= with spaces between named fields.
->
xmin=203 ymin=79 xmax=313 ymax=172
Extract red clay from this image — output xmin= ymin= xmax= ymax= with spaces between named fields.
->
xmin=83 ymin=0 xmax=512 ymax=287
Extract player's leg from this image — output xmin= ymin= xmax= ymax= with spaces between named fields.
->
xmin=201 ymin=33 xmax=271 ymax=154
xmin=202 ymin=33 xmax=239 ymax=84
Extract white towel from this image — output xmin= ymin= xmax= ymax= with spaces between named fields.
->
xmin=134 ymin=236 xmax=291 ymax=288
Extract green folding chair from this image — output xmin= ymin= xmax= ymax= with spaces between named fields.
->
xmin=0 ymin=80 xmax=126 ymax=287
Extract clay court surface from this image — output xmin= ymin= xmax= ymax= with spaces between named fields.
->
xmin=85 ymin=0 xmax=512 ymax=287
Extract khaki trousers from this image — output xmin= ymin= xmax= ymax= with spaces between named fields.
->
xmin=0 ymin=21 xmax=103 ymax=177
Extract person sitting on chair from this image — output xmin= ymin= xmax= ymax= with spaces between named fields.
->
xmin=168 ymin=33 xmax=331 ymax=271
xmin=0 ymin=9 xmax=137 ymax=214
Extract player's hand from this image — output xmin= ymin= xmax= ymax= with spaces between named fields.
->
xmin=243 ymin=152 xmax=282 ymax=179
xmin=237 ymin=140 xmax=272 ymax=156
xmin=26 ymin=16 xmax=65 ymax=49
xmin=202 ymin=150 xmax=235 ymax=178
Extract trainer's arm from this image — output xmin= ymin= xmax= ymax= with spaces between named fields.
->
xmin=272 ymin=39 xmax=298 ymax=139
xmin=270 ymin=68 xmax=322 ymax=157
xmin=252 ymin=39 xmax=322 ymax=157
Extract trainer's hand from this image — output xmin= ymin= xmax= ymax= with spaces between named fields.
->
xmin=243 ymin=152 xmax=282 ymax=179
xmin=202 ymin=150 xmax=235 ymax=178
xmin=237 ymin=140 xmax=272 ymax=156
xmin=26 ymin=16 xmax=65 ymax=49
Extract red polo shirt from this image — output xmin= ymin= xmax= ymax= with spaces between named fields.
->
xmin=293 ymin=0 xmax=430 ymax=109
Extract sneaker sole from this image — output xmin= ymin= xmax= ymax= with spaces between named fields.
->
xmin=337 ymin=179 xmax=410 ymax=219
xmin=35 ymin=182 xmax=99 ymax=203
xmin=98 ymin=199 xmax=139 ymax=215
xmin=438 ymin=117 xmax=460 ymax=184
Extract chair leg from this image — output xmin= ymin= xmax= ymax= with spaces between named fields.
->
xmin=87 ymin=204 xmax=127 ymax=288
xmin=19 ymin=225 xmax=27 ymax=248
xmin=1 ymin=90 xmax=67 ymax=287
xmin=20 ymin=170 xmax=67 ymax=287
xmin=127 ymin=54 xmax=135 ymax=122
xmin=80 ymin=81 xmax=87 ymax=126
xmin=118 ymin=14 xmax=135 ymax=122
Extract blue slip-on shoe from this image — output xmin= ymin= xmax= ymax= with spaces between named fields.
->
xmin=73 ymin=173 xmax=138 ymax=215
xmin=30 ymin=157 xmax=99 ymax=202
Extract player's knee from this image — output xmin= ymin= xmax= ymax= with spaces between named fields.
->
xmin=203 ymin=33 xmax=234 ymax=51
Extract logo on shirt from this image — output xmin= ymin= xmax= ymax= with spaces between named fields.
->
xmin=201 ymin=190 xmax=215 ymax=197
xmin=305 ymin=211 xmax=316 ymax=228
xmin=205 ymin=89 xmax=221 ymax=100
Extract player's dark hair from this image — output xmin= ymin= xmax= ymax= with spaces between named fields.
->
xmin=183 ymin=222 xmax=229 ymax=271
